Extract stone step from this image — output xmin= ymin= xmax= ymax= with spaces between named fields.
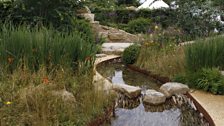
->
xmin=102 ymin=43 xmax=134 ymax=53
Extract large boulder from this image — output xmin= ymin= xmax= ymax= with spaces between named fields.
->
xmin=112 ymin=84 xmax=141 ymax=98
xmin=81 ymin=13 xmax=95 ymax=22
xmin=160 ymin=82 xmax=190 ymax=98
xmin=108 ymin=32 xmax=125 ymax=41
xmin=77 ymin=6 xmax=91 ymax=14
xmin=143 ymin=89 xmax=166 ymax=105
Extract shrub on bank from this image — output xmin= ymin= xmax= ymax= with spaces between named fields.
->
xmin=126 ymin=18 xmax=151 ymax=34
xmin=122 ymin=44 xmax=140 ymax=64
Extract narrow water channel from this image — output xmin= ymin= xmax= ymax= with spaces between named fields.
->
xmin=97 ymin=59 xmax=208 ymax=126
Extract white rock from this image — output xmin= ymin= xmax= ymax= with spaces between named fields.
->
xmin=143 ymin=89 xmax=166 ymax=105
xmin=160 ymin=82 xmax=190 ymax=98
xmin=112 ymin=84 xmax=141 ymax=98
xmin=221 ymin=71 xmax=224 ymax=76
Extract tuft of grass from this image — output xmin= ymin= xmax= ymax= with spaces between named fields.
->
xmin=0 ymin=67 xmax=114 ymax=125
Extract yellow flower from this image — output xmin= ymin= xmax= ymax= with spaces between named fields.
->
xmin=5 ymin=101 xmax=12 ymax=105
xmin=155 ymin=25 xmax=159 ymax=30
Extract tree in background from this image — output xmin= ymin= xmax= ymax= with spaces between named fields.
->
xmin=212 ymin=0 xmax=224 ymax=10
xmin=116 ymin=0 xmax=140 ymax=6
xmin=175 ymin=0 xmax=222 ymax=39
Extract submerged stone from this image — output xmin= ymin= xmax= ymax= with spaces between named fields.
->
xmin=160 ymin=82 xmax=190 ymax=98
xmin=112 ymin=84 xmax=141 ymax=98
xmin=143 ymin=89 xmax=166 ymax=105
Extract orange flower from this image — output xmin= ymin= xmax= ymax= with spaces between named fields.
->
xmin=7 ymin=57 xmax=14 ymax=64
xmin=85 ymin=56 xmax=91 ymax=61
xmin=42 ymin=77 xmax=49 ymax=84
xmin=32 ymin=48 xmax=37 ymax=52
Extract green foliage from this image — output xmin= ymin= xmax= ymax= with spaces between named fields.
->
xmin=0 ymin=0 xmax=84 ymax=31
xmin=116 ymin=0 xmax=139 ymax=6
xmin=185 ymin=36 xmax=224 ymax=72
xmin=182 ymin=68 xmax=224 ymax=95
xmin=85 ymin=0 xmax=117 ymax=10
xmin=94 ymin=8 xmax=176 ymax=28
xmin=122 ymin=44 xmax=140 ymax=64
xmin=176 ymin=0 xmax=221 ymax=39
xmin=0 ymin=25 xmax=97 ymax=73
xmin=126 ymin=18 xmax=151 ymax=34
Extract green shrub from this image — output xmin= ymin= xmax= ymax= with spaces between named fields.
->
xmin=94 ymin=8 xmax=176 ymax=28
xmin=185 ymin=36 xmax=224 ymax=72
xmin=1 ymin=0 xmax=84 ymax=31
xmin=126 ymin=18 xmax=151 ymax=34
xmin=122 ymin=44 xmax=140 ymax=64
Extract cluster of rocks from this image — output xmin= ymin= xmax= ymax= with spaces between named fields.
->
xmin=77 ymin=6 xmax=141 ymax=44
xmin=112 ymin=82 xmax=190 ymax=105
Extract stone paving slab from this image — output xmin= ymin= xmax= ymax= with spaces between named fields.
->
xmin=102 ymin=43 xmax=134 ymax=52
xmin=190 ymin=90 xmax=224 ymax=126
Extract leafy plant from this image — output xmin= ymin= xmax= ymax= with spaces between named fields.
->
xmin=122 ymin=44 xmax=140 ymax=64
xmin=180 ymin=68 xmax=224 ymax=95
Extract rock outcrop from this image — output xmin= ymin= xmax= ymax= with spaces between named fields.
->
xmin=160 ymin=82 xmax=190 ymax=98
xmin=112 ymin=84 xmax=141 ymax=98
xmin=143 ymin=89 xmax=166 ymax=105
xmin=77 ymin=6 xmax=141 ymax=43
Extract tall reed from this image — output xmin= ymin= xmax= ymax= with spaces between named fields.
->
xmin=185 ymin=36 xmax=224 ymax=72
xmin=0 ymin=25 xmax=97 ymax=73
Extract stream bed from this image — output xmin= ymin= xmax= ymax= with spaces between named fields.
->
xmin=97 ymin=59 xmax=209 ymax=126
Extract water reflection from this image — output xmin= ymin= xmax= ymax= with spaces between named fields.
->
xmin=97 ymin=60 xmax=209 ymax=126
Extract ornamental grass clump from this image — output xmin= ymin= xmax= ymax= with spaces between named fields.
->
xmin=185 ymin=36 xmax=224 ymax=72
xmin=0 ymin=25 xmax=97 ymax=73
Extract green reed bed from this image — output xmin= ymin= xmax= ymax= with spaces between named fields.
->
xmin=0 ymin=26 xmax=113 ymax=125
xmin=185 ymin=36 xmax=224 ymax=72
xmin=0 ymin=26 xmax=96 ymax=73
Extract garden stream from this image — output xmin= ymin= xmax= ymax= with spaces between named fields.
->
xmin=97 ymin=59 xmax=209 ymax=126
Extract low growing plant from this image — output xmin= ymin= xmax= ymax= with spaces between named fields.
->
xmin=176 ymin=68 xmax=224 ymax=95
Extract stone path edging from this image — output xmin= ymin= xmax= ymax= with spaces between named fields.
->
xmin=93 ymin=55 xmax=120 ymax=91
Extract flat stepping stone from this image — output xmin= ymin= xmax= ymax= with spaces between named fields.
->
xmin=112 ymin=84 xmax=141 ymax=99
xmin=143 ymin=89 xmax=166 ymax=105
xmin=160 ymin=82 xmax=190 ymax=98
